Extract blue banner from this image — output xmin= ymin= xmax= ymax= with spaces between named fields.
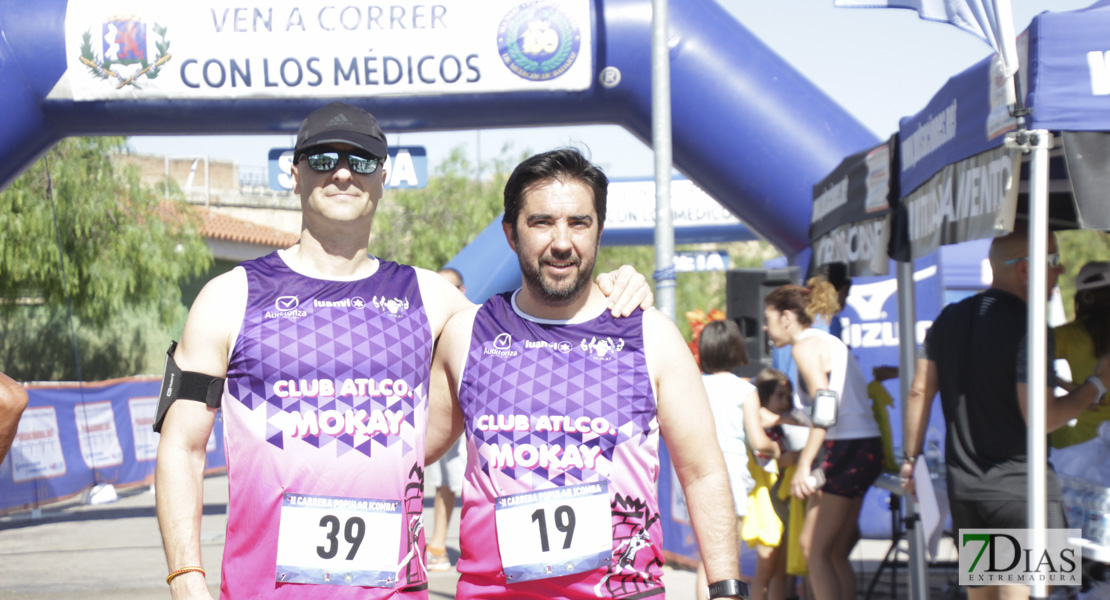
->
xmin=0 ymin=377 xmax=226 ymax=513
xmin=1026 ymin=1 xmax=1110 ymax=132
xmin=898 ymin=52 xmax=1015 ymax=197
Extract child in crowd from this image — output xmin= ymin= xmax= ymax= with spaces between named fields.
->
xmin=752 ymin=368 xmax=797 ymax=467
xmin=744 ymin=368 xmax=803 ymax=600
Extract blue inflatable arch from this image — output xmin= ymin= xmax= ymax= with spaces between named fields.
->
xmin=0 ymin=0 xmax=877 ymax=296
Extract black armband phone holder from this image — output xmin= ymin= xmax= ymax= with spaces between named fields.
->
xmin=812 ymin=389 xmax=839 ymax=429
xmin=153 ymin=341 xmax=224 ymax=433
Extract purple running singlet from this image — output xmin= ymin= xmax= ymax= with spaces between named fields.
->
xmin=220 ymin=252 xmax=432 ymax=599
xmin=455 ymin=292 xmax=664 ymax=600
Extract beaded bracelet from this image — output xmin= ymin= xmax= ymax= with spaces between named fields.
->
xmin=166 ymin=566 xmax=205 ymax=585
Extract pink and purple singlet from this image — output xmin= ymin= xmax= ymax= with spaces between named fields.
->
xmin=456 ymin=291 xmax=665 ymax=600
xmin=220 ymin=252 xmax=432 ymax=599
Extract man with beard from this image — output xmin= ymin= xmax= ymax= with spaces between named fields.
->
xmin=427 ymin=149 xmax=746 ymax=600
xmin=154 ymin=104 xmax=653 ymax=600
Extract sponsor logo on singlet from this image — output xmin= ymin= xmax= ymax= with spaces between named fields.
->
xmin=580 ymin=336 xmax=625 ymax=360
xmin=524 ymin=340 xmax=573 ymax=353
xmin=312 ymin=296 xmax=366 ymax=309
xmin=266 ymin=295 xmax=307 ymax=319
xmin=372 ymin=296 xmax=409 ymax=316
xmin=484 ymin=333 xmax=519 ymax=357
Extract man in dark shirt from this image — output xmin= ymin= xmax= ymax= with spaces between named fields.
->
xmin=901 ymin=227 xmax=1110 ymax=600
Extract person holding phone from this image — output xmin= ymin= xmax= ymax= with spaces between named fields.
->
xmin=762 ymin=280 xmax=883 ymax=600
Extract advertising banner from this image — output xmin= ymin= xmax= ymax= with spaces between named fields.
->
xmin=810 ymin=139 xmax=895 ymax=277
xmin=0 ymin=377 xmax=226 ymax=513
xmin=898 ymin=52 xmax=1015 ymax=197
xmin=898 ymin=145 xmax=1020 ymax=260
xmin=62 ymin=1 xmax=593 ymax=101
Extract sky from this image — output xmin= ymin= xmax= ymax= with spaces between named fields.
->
xmin=128 ymin=0 xmax=1095 ymax=179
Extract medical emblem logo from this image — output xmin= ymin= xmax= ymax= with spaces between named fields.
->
xmin=497 ymin=3 xmax=581 ymax=81
xmin=79 ymin=16 xmax=172 ymax=89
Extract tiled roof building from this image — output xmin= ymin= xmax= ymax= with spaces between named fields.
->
xmin=195 ymin=207 xmax=298 ymax=261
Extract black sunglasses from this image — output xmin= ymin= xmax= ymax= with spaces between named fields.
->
xmin=300 ymin=150 xmax=381 ymax=175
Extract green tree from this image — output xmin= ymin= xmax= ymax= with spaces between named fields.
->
xmin=597 ymin=241 xmax=780 ymax=341
xmin=0 ymin=137 xmax=211 ymax=381
xmin=369 ymin=145 xmax=521 ymax=270
xmin=0 ymin=303 xmax=177 ymax=381
xmin=1057 ymin=229 xmax=1110 ymax=321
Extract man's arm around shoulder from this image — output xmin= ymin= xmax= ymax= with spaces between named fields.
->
xmin=156 ymin=269 xmax=243 ymax=599
xmin=643 ymin=309 xmax=741 ymax=590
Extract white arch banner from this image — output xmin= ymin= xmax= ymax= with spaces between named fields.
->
xmin=59 ymin=0 xmax=592 ymax=101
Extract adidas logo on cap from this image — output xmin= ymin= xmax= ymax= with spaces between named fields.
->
xmin=326 ymin=113 xmax=353 ymax=129
xmin=295 ymin=102 xmax=387 ymax=158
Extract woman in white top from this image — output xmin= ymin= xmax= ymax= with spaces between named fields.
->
xmin=763 ymin=280 xmax=883 ymax=600
xmin=693 ymin=319 xmax=755 ymax=600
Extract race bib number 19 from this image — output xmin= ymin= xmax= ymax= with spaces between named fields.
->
xmin=275 ymin=493 xmax=402 ymax=586
xmin=495 ymin=482 xmax=613 ymax=583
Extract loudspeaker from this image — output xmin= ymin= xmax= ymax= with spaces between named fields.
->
xmin=725 ymin=267 xmax=801 ymax=377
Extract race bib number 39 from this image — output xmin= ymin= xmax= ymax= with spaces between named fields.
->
xmin=495 ymin=482 xmax=613 ymax=583
xmin=275 ymin=493 xmax=402 ymax=586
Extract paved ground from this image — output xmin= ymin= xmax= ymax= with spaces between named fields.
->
xmin=0 ymin=474 xmax=967 ymax=599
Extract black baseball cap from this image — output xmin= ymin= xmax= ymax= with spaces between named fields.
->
xmin=294 ymin=102 xmax=388 ymax=160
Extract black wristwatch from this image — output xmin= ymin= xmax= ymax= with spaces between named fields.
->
xmin=708 ymin=579 xmax=750 ymax=599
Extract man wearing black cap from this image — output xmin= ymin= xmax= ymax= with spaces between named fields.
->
xmin=154 ymin=103 xmax=653 ymax=600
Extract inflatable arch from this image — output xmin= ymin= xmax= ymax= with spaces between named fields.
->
xmin=0 ymin=0 xmax=877 ymax=294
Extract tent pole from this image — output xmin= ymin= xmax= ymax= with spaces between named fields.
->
xmin=896 ymin=261 xmax=917 ymax=451
xmin=1026 ymin=129 xmax=1051 ymax=600
xmin=896 ymin=260 xmax=928 ymax=600
xmin=651 ymin=0 xmax=675 ymax=321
